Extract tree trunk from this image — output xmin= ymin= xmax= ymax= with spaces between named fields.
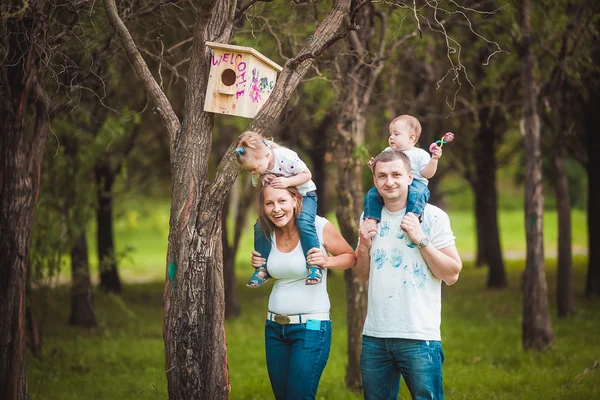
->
xmin=520 ymin=0 xmax=554 ymax=351
xmin=103 ymin=0 xmax=352 ymax=396
xmin=585 ymin=73 xmax=600 ymax=297
xmin=96 ymin=163 xmax=122 ymax=292
xmin=0 ymin=8 xmax=50 ymax=398
xmin=70 ymin=234 xmax=97 ymax=326
xmin=333 ymin=3 xmax=384 ymax=391
xmin=473 ymin=108 xmax=506 ymax=287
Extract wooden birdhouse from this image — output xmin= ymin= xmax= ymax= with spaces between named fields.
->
xmin=204 ymin=41 xmax=283 ymax=118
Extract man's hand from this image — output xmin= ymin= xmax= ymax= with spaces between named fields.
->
xmin=431 ymin=148 xmax=442 ymax=160
xmin=400 ymin=212 xmax=425 ymax=245
xmin=269 ymin=176 xmax=289 ymax=189
xmin=358 ymin=219 xmax=378 ymax=250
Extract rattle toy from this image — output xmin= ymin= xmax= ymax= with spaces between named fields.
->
xmin=429 ymin=132 xmax=455 ymax=153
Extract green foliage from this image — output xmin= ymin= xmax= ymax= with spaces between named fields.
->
xmin=27 ymin=257 xmax=599 ymax=399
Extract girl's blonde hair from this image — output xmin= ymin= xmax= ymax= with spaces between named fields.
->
xmin=257 ymin=183 xmax=303 ymax=239
xmin=234 ymin=131 xmax=279 ymax=166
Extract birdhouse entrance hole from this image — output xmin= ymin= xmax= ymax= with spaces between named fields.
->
xmin=221 ymin=68 xmax=236 ymax=86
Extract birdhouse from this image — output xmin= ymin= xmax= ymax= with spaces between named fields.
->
xmin=204 ymin=41 xmax=283 ymax=118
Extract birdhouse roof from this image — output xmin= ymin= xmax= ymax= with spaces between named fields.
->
xmin=205 ymin=41 xmax=283 ymax=72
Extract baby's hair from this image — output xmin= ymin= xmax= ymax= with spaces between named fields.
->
xmin=390 ymin=115 xmax=422 ymax=142
xmin=234 ymin=131 xmax=279 ymax=165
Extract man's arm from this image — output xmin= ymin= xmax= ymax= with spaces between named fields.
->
xmin=400 ymin=212 xmax=462 ymax=285
xmin=354 ymin=221 xmax=376 ymax=281
xmin=418 ymin=244 xmax=462 ymax=285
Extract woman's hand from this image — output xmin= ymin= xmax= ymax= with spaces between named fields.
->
xmin=307 ymin=248 xmax=328 ymax=268
xmin=251 ymin=250 xmax=266 ymax=268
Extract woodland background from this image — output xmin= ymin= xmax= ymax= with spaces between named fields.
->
xmin=1 ymin=0 xmax=598 ymax=399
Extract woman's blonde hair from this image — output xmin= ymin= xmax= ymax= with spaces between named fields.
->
xmin=257 ymin=183 xmax=303 ymax=239
xmin=234 ymin=131 xmax=278 ymax=166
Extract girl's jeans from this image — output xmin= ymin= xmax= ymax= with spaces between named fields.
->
xmin=254 ymin=191 xmax=319 ymax=265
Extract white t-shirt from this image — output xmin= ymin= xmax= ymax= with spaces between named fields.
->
xmin=384 ymin=147 xmax=431 ymax=185
xmin=266 ymin=147 xmax=317 ymax=196
xmin=361 ymin=204 xmax=455 ymax=340
xmin=267 ymin=216 xmax=330 ymax=314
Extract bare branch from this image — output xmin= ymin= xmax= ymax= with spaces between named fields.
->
xmin=234 ymin=0 xmax=274 ymax=21
xmin=139 ymin=46 xmax=188 ymax=83
xmin=103 ymin=0 xmax=181 ymax=138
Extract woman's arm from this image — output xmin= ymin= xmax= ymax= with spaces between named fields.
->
xmin=306 ymin=222 xmax=356 ymax=270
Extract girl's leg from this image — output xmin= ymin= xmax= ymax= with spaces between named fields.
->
xmin=363 ymin=186 xmax=385 ymax=222
xmin=406 ymin=180 xmax=430 ymax=219
xmin=296 ymin=193 xmax=321 ymax=285
xmin=248 ymin=220 xmax=272 ymax=288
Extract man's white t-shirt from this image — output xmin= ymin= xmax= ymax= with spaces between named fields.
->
xmin=267 ymin=216 xmax=330 ymax=314
xmin=361 ymin=204 xmax=455 ymax=340
xmin=384 ymin=147 xmax=431 ymax=185
xmin=266 ymin=147 xmax=317 ymax=196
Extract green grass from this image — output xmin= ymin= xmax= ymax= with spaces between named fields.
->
xmin=28 ymin=256 xmax=600 ymax=399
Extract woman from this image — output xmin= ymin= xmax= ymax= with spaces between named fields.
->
xmin=251 ymin=182 xmax=356 ymax=400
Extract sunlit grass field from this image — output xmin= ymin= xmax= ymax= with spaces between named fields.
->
xmin=28 ymin=256 xmax=599 ymax=399
xmin=28 ymin=182 xmax=596 ymax=399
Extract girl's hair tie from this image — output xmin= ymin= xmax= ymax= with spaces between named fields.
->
xmin=235 ymin=147 xmax=245 ymax=156
xmin=263 ymin=139 xmax=272 ymax=149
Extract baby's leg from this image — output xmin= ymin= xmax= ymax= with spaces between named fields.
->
xmin=247 ymin=220 xmax=272 ymax=288
xmin=363 ymin=186 xmax=384 ymax=222
xmin=406 ymin=180 xmax=430 ymax=220
xmin=297 ymin=192 xmax=322 ymax=285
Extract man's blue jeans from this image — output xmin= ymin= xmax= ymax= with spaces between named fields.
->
xmin=254 ymin=191 xmax=319 ymax=264
xmin=265 ymin=319 xmax=331 ymax=400
xmin=360 ymin=335 xmax=444 ymax=400
xmin=363 ymin=180 xmax=430 ymax=221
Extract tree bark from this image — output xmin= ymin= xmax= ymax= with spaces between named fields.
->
xmin=585 ymin=71 xmax=600 ymax=297
xmin=473 ymin=107 xmax=506 ymax=288
xmin=104 ymin=0 xmax=352 ymax=396
xmin=333 ymin=3 xmax=384 ymax=391
xmin=520 ymin=0 xmax=554 ymax=351
xmin=70 ymin=234 xmax=97 ymax=326
xmin=96 ymin=163 xmax=122 ymax=292
xmin=0 ymin=8 xmax=51 ymax=398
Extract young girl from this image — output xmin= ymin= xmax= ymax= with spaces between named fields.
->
xmin=235 ymin=131 xmax=322 ymax=287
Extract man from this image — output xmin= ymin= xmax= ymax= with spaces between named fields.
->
xmin=354 ymin=149 xmax=462 ymax=400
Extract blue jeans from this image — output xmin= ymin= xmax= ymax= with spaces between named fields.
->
xmin=265 ymin=319 xmax=332 ymax=400
xmin=254 ymin=191 xmax=319 ymax=264
xmin=363 ymin=180 xmax=430 ymax=221
xmin=360 ymin=335 xmax=444 ymax=400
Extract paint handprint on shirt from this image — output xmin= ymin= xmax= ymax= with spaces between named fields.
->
xmin=390 ymin=248 xmax=403 ymax=268
xmin=412 ymin=262 xmax=427 ymax=288
xmin=373 ymin=248 xmax=388 ymax=269
xmin=380 ymin=221 xmax=390 ymax=238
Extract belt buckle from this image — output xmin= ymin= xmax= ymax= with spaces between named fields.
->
xmin=273 ymin=314 xmax=290 ymax=325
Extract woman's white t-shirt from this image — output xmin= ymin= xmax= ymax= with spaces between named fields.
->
xmin=267 ymin=216 xmax=330 ymax=314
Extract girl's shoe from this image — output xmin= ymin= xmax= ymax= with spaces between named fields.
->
xmin=305 ymin=266 xmax=323 ymax=285
xmin=247 ymin=266 xmax=271 ymax=288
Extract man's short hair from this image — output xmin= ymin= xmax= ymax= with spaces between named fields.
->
xmin=371 ymin=149 xmax=411 ymax=174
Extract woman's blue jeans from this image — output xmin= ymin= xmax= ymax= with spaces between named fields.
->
xmin=254 ymin=191 xmax=319 ymax=264
xmin=360 ymin=335 xmax=444 ymax=400
xmin=363 ymin=180 xmax=430 ymax=221
xmin=265 ymin=319 xmax=331 ymax=400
